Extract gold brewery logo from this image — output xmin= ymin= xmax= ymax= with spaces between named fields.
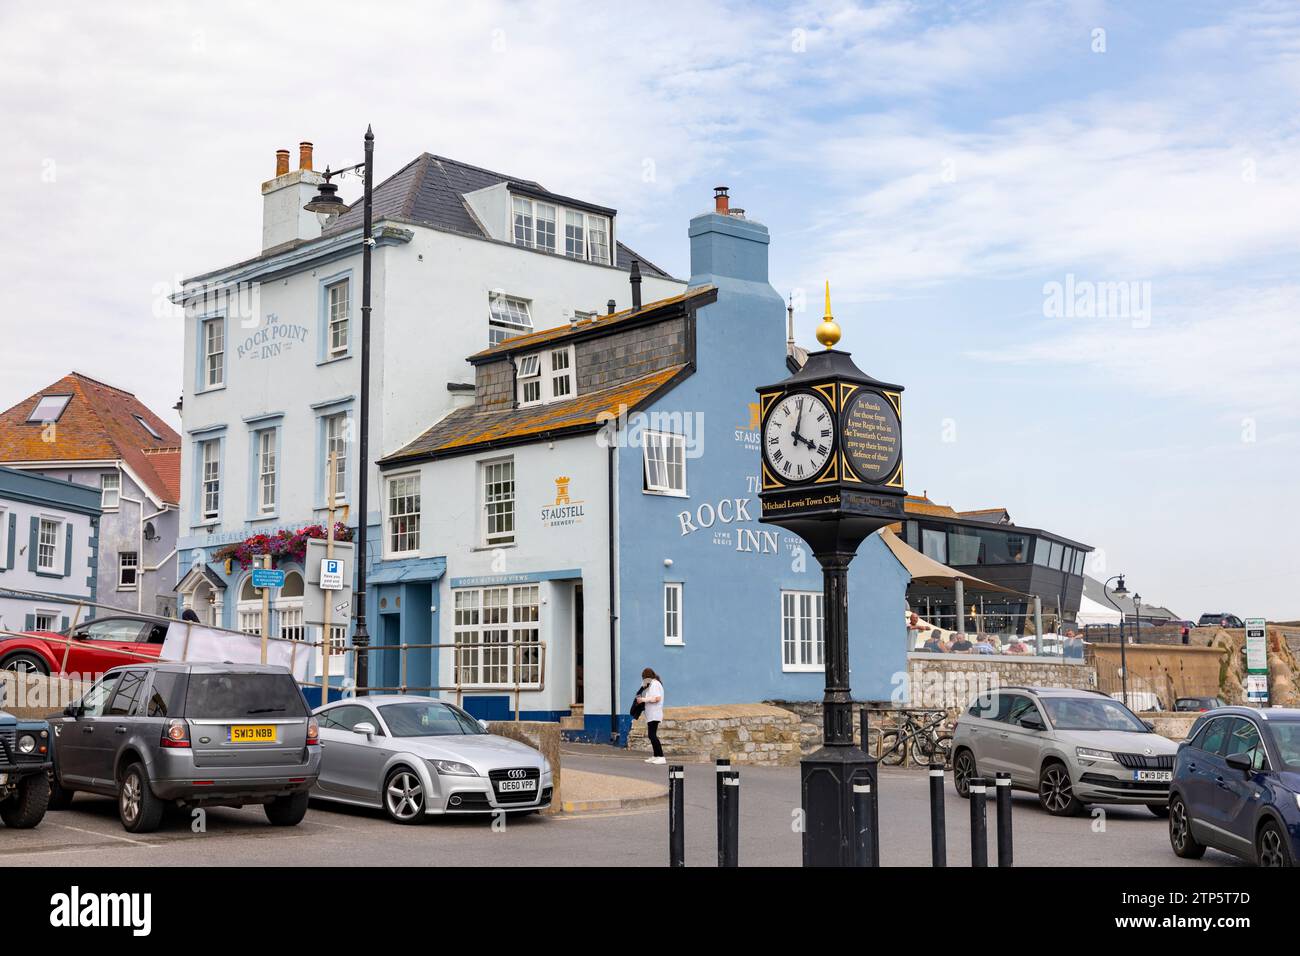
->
xmin=542 ymin=476 xmax=585 ymax=527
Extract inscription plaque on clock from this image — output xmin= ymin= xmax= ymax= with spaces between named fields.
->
xmin=841 ymin=390 xmax=901 ymax=484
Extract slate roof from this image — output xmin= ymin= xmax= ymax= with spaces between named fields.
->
xmin=470 ymin=285 xmax=715 ymax=362
xmin=382 ymin=363 xmax=691 ymax=465
xmin=0 ymin=373 xmax=182 ymax=505
xmin=323 ymin=153 xmax=674 ymax=278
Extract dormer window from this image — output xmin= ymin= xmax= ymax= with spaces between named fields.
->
xmin=516 ymin=346 xmax=575 ymax=406
xmin=28 ymin=394 xmax=71 ymax=423
xmin=513 ymin=197 xmax=556 ymax=253
xmin=564 ymin=211 xmax=611 ymax=265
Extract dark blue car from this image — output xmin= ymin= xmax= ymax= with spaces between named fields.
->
xmin=1168 ymin=707 xmax=1300 ymax=866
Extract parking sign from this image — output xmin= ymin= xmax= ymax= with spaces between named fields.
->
xmin=319 ymin=558 xmax=345 ymax=591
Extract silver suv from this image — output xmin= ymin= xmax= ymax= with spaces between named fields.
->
xmin=951 ymin=686 xmax=1178 ymax=817
xmin=49 ymin=662 xmax=320 ymax=832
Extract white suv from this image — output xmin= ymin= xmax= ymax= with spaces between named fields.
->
xmin=951 ymin=687 xmax=1178 ymax=817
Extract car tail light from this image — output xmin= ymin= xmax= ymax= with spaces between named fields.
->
xmin=306 ymin=716 xmax=320 ymax=746
xmin=161 ymin=718 xmax=191 ymax=749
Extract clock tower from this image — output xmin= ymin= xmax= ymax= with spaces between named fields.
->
xmin=757 ymin=283 xmax=907 ymax=867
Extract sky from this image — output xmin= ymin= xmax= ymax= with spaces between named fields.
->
xmin=2 ymin=0 xmax=1297 ymax=618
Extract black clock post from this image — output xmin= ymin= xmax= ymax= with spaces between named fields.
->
xmin=757 ymin=285 xmax=907 ymax=866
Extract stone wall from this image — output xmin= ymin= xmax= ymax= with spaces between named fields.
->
xmin=1088 ymin=643 xmax=1226 ymax=706
xmin=486 ymin=720 xmax=562 ymax=815
xmin=626 ymin=703 xmax=801 ymax=766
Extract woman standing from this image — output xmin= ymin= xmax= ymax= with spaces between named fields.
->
xmin=637 ymin=668 xmax=666 ymax=765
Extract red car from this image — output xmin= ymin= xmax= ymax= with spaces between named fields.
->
xmin=0 ymin=615 xmax=168 ymax=676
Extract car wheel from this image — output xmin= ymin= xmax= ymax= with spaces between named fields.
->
xmin=46 ymin=772 xmax=76 ymax=811
xmin=1257 ymin=819 xmax=1294 ymax=868
xmin=1147 ymin=803 xmax=1170 ymax=818
xmin=1038 ymin=761 xmax=1084 ymax=816
xmin=0 ymin=774 xmax=50 ymax=829
xmin=383 ymin=767 xmax=426 ymax=824
xmin=1169 ymin=794 xmax=1206 ymax=858
xmin=0 ymin=652 xmax=49 ymax=676
xmin=952 ymin=748 xmax=976 ymax=798
xmin=264 ymin=791 xmax=309 ymax=827
xmin=118 ymin=763 xmax=164 ymax=834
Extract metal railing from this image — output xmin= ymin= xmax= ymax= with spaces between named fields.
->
xmin=0 ymin=586 xmax=547 ymax=719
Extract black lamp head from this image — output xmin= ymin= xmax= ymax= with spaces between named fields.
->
xmin=1113 ymin=574 xmax=1128 ymax=597
xmin=304 ymin=178 xmax=350 ymax=215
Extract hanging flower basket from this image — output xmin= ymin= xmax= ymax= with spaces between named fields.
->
xmin=212 ymin=522 xmax=354 ymax=571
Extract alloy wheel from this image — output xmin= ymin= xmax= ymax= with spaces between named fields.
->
xmin=2 ymin=657 xmax=39 ymax=675
xmin=386 ymin=772 xmax=424 ymax=821
xmin=954 ymin=751 xmax=974 ymax=794
xmin=1040 ymin=765 xmax=1073 ymax=813
xmin=1170 ymin=800 xmax=1190 ymax=851
xmin=1259 ymin=825 xmax=1287 ymax=867
xmin=120 ymin=773 xmax=141 ymax=825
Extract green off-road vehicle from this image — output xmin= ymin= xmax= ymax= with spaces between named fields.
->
xmin=0 ymin=707 xmax=52 ymax=828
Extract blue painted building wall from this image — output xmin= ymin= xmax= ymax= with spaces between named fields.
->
xmin=613 ymin=211 xmax=910 ymax=719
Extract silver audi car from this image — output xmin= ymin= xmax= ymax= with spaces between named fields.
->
xmin=951 ymin=686 xmax=1178 ymax=817
xmin=311 ymin=695 xmax=553 ymax=823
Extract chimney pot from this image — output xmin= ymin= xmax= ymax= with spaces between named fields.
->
xmin=275 ymin=149 xmax=291 ymax=177
xmin=607 ymin=299 xmax=616 ymax=315
xmin=714 ymin=185 xmax=730 ymax=214
xmin=299 ymin=141 xmax=314 ymax=171
xmin=629 ymin=261 xmax=643 ymax=312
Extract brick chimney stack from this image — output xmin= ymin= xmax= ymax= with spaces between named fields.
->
xmin=262 ymin=138 xmax=325 ymax=252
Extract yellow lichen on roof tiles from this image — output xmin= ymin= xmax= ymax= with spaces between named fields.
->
xmin=471 ymin=285 xmax=713 ymax=360
xmin=386 ymin=364 xmax=689 ymax=461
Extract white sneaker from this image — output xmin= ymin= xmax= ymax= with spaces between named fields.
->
xmin=650 ymin=756 xmax=667 ymax=765
xmin=644 ymin=756 xmax=658 ymax=763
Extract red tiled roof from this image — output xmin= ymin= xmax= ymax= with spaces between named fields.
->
xmin=0 ymin=373 xmax=181 ymax=504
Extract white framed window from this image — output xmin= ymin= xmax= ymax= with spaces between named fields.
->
xmin=781 ymin=590 xmax=825 ymax=672
xmin=488 ymin=293 xmax=533 ymax=346
xmin=643 ymin=431 xmax=686 ymax=495
xmin=482 ymin=459 xmax=515 ymax=546
xmin=664 ymin=583 xmax=683 ymax=645
xmin=256 ymin=429 xmax=277 ymax=515
xmin=517 ymin=353 xmax=542 ymax=406
xmin=327 ymin=279 xmax=350 ymax=356
xmin=200 ymin=439 xmax=221 ymax=521
xmin=586 ymin=214 xmax=610 ymax=265
xmin=33 ymin=610 xmax=60 ymax=632
xmin=202 ymin=317 xmax=224 ymax=388
xmin=386 ymin=474 xmax=421 ymax=555
xmin=512 ymin=197 xmax=556 ymax=252
xmin=549 ymin=347 xmax=573 ymax=399
xmin=118 ymin=551 xmax=139 ymax=590
xmin=324 ymin=413 xmax=348 ymax=502
xmin=452 ymin=585 xmax=541 ymax=688
xmin=37 ymin=517 xmax=62 ymax=573
xmin=28 ymin=394 xmax=71 ymax=423
xmin=564 ymin=210 xmax=585 ymax=259
xmin=100 ymin=472 xmax=121 ymax=510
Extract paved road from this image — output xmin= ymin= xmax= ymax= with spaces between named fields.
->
xmin=0 ymin=746 xmax=1244 ymax=867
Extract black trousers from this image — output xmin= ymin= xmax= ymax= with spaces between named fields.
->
xmin=647 ymin=720 xmax=663 ymax=757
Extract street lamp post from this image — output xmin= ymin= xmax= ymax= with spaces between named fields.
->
xmin=1103 ymin=574 xmax=1129 ymax=707
xmin=1133 ymin=593 xmax=1141 ymax=647
xmin=305 ymin=126 xmax=375 ymax=696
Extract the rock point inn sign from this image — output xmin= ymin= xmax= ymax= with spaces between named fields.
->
xmin=757 ymin=283 xmax=907 ymax=868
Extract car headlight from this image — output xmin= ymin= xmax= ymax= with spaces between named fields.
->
xmin=17 ymin=735 xmax=36 ymax=755
xmin=431 ymin=759 xmax=478 ymax=777
xmin=1076 ymin=747 xmax=1116 ymax=762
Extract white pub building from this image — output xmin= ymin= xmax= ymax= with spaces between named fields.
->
xmin=171 ymin=141 xmax=682 ymax=678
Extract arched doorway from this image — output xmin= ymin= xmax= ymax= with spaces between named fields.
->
xmin=236 ymin=569 xmax=305 ymax=640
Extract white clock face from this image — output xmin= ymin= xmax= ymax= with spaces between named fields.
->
xmin=763 ymin=392 xmax=834 ymax=483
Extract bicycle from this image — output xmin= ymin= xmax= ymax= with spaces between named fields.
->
xmin=878 ymin=710 xmax=953 ymax=768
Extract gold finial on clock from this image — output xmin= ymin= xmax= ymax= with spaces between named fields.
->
xmin=815 ymin=280 xmax=841 ymax=349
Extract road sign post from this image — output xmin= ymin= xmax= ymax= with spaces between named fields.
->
xmin=1245 ymin=618 xmax=1269 ymax=705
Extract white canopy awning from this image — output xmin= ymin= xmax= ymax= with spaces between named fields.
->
xmin=1075 ymin=592 xmax=1121 ymax=626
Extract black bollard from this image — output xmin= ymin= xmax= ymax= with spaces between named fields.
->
xmin=852 ymin=778 xmax=876 ymax=867
xmin=969 ymin=776 xmax=988 ymax=867
xmin=718 ymin=769 xmax=740 ymax=867
xmin=995 ymin=771 xmax=1013 ymax=867
xmin=715 ymin=757 xmax=730 ymax=846
xmin=929 ymin=762 xmax=947 ymax=867
xmin=668 ymin=765 xmax=685 ymax=867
